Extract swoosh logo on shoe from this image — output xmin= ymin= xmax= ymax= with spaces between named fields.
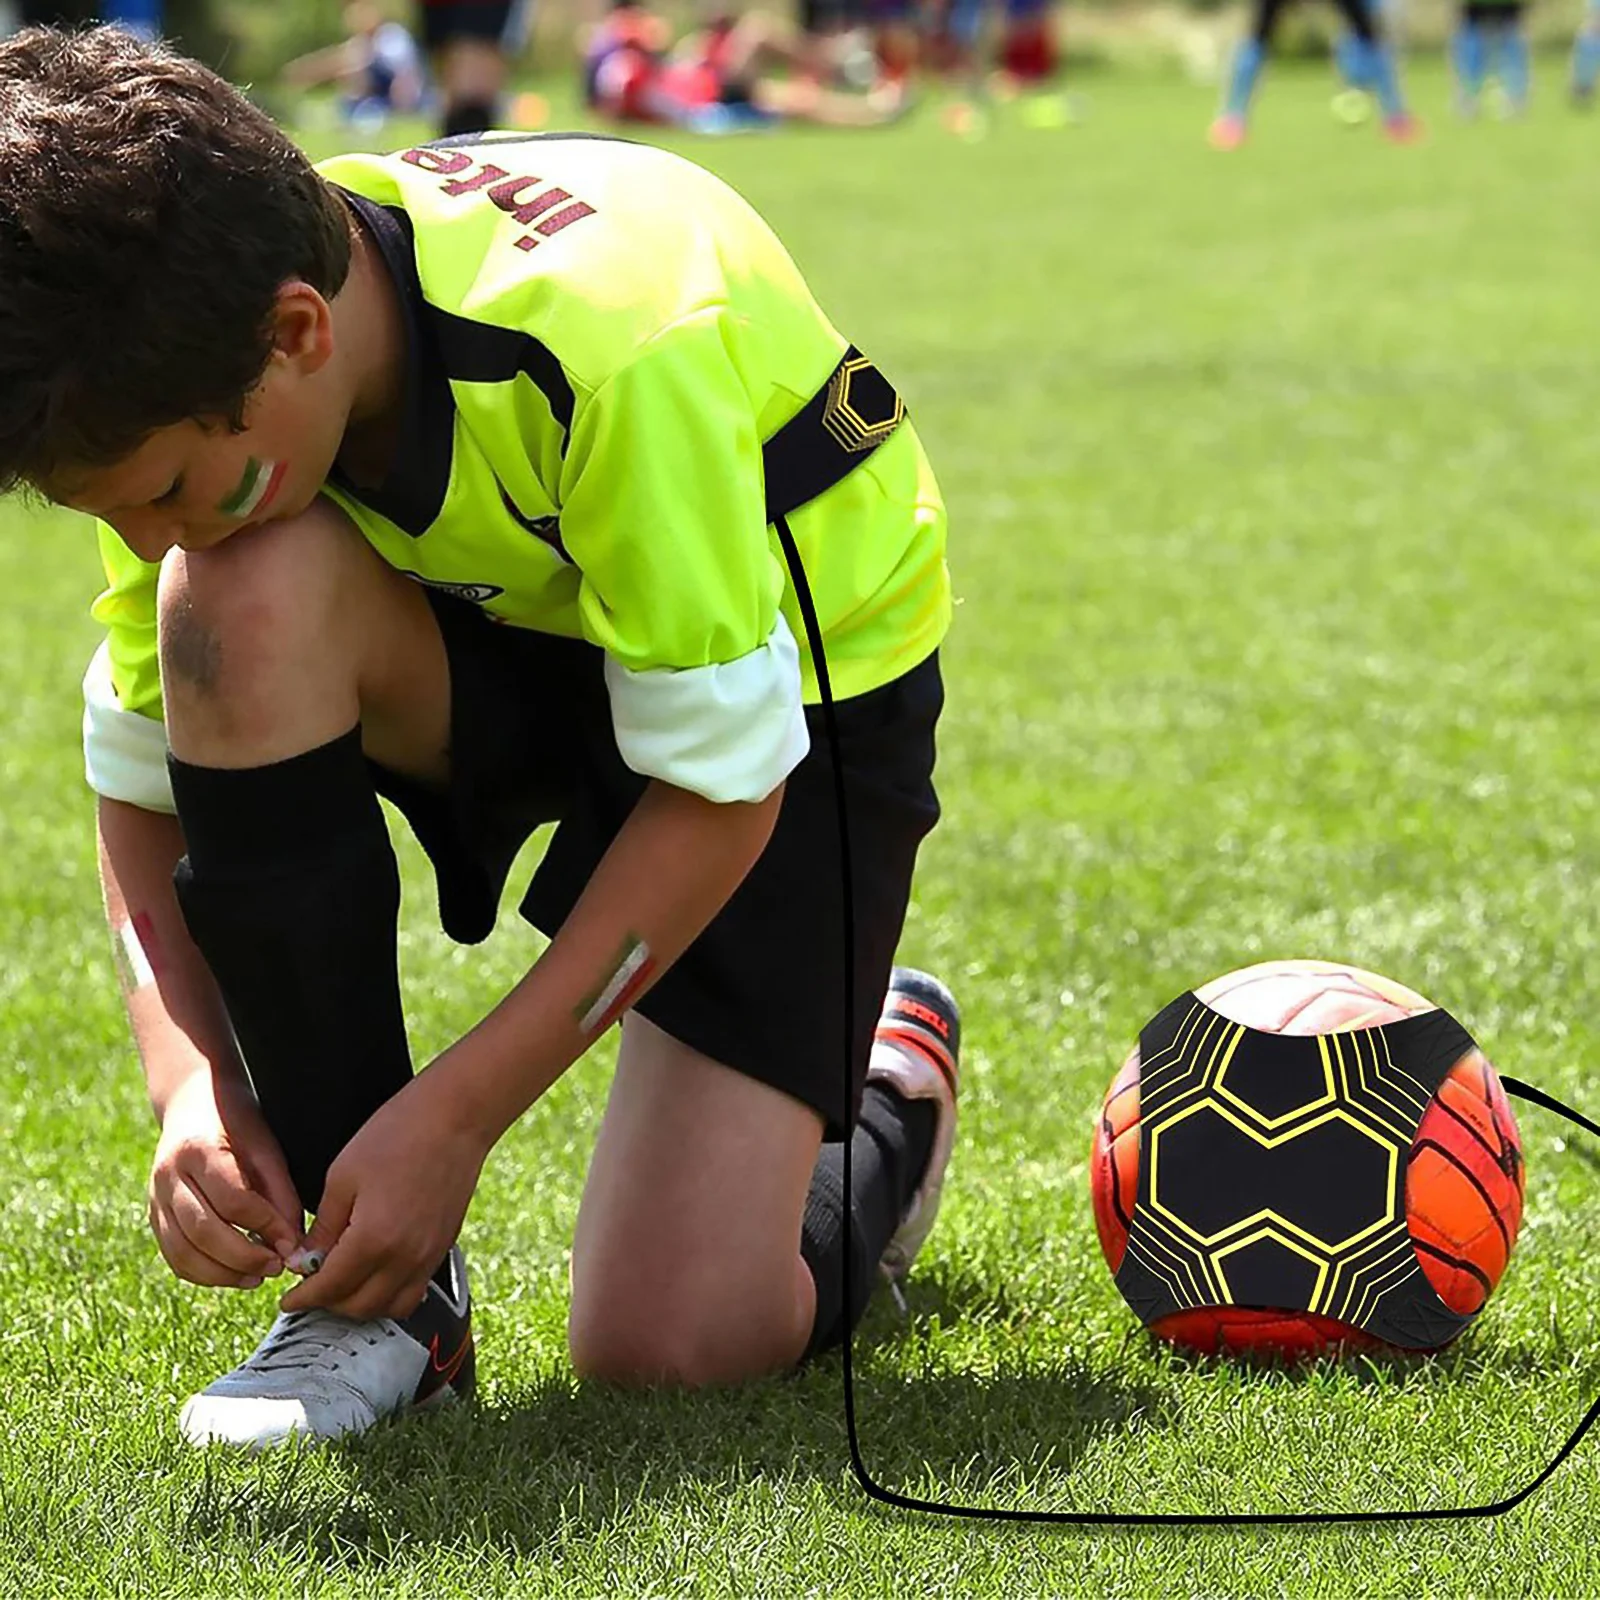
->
xmin=429 ymin=1331 xmax=473 ymax=1386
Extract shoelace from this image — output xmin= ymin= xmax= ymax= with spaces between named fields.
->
xmin=247 ymin=1310 xmax=397 ymax=1374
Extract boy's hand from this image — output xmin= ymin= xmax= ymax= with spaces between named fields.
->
xmin=278 ymin=1073 xmax=486 ymax=1322
xmin=149 ymin=1070 xmax=304 ymax=1289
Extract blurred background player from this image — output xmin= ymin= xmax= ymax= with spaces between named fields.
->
xmin=582 ymin=0 xmax=675 ymax=117
xmin=793 ymin=0 xmax=874 ymax=90
xmin=417 ymin=0 xmax=514 ymax=136
xmin=993 ymin=0 xmax=1057 ymax=91
xmin=1330 ymin=0 xmax=1384 ymax=123
xmin=1452 ymin=0 xmax=1530 ymax=116
xmin=1211 ymin=0 xmax=1418 ymax=147
xmin=862 ymin=0 xmax=920 ymax=93
xmin=929 ymin=0 xmax=1072 ymax=135
xmin=993 ymin=0 xmax=1075 ymax=126
xmin=584 ymin=0 xmax=904 ymax=130
xmin=1571 ymin=0 xmax=1599 ymax=103
xmin=928 ymin=0 xmax=990 ymax=131
xmin=283 ymin=1 xmax=429 ymax=130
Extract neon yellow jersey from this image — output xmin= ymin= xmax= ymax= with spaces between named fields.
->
xmin=85 ymin=135 xmax=950 ymax=809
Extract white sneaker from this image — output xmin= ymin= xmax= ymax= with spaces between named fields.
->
xmin=178 ymin=1245 xmax=474 ymax=1448
xmin=868 ymin=967 xmax=961 ymax=1284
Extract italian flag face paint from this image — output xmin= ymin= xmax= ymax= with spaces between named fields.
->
xmin=217 ymin=456 xmax=287 ymax=520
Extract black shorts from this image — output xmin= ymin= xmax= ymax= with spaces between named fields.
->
xmin=370 ymin=594 xmax=944 ymax=1137
xmin=1251 ymin=0 xmax=1375 ymax=42
xmin=1462 ymin=1 xmax=1525 ymax=21
xmin=419 ymin=0 xmax=515 ymax=49
xmin=800 ymin=0 xmax=863 ymax=35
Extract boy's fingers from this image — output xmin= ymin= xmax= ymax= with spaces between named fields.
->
xmin=332 ymin=1268 xmax=427 ymax=1324
xmin=233 ymin=1142 xmax=307 ymax=1255
xmin=255 ymin=1165 xmax=307 ymax=1256
xmin=188 ymin=1164 xmax=295 ymax=1268
xmin=281 ymin=1225 xmax=432 ymax=1320
xmin=169 ymin=1178 xmax=281 ymax=1277
xmin=328 ymin=1264 xmax=426 ymax=1324
xmin=285 ymin=1181 xmax=355 ymax=1271
xmin=279 ymin=1221 xmax=385 ymax=1313
xmin=151 ymin=1207 xmax=263 ymax=1289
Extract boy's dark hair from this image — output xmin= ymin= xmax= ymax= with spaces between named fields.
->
xmin=0 ymin=26 xmax=353 ymax=494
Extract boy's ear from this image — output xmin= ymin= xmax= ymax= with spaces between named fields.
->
xmin=269 ymin=280 xmax=335 ymax=375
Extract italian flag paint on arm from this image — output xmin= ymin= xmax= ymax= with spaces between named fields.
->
xmin=575 ymin=934 xmax=657 ymax=1039
xmin=217 ymin=457 xmax=287 ymax=519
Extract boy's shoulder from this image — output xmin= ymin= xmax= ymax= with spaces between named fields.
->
xmin=320 ymin=136 xmax=647 ymax=254
xmin=321 ymin=134 xmax=827 ymax=395
xmin=322 ymin=136 xmax=792 ymax=296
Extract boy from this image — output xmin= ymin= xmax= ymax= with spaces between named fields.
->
xmin=283 ymin=1 xmax=431 ymax=130
xmin=583 ymin=2 xmax=904 ymax=131
xmin=1209 ymin=0 xmax=1419 ymax=149
xmin=417 ymin=0 xmax=515 ymax=136
xmin=1573 ymin=0 xmax=1600 ymax=104
xmin=1452 ymin=0 xmax=1531 ymax=117
xmin=0 ymin=26 xmax=959 ymax=1447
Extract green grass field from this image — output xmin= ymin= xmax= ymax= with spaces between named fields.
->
xmin=4 ymin=57 xmax=1600 ymax=1597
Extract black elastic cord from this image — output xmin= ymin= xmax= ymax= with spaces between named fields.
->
xmin=769 ymin=515 xmax=869 ymax=1480
xmin=771 ymin=511 xmax=1600 ymax=1527
xmin=1501 ymin=1075 xmax=1600 ymax=1142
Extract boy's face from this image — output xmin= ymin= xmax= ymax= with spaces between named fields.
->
xmin=55 ymin=285 xmax=348 ymax=564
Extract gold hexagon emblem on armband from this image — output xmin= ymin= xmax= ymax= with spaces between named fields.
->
xmin=822 ymin=357 xmax=906 ymax=453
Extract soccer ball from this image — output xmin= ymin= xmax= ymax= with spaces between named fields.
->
xmin=1091 ymin=959 xmax=1525 ymax=1358
xmin=1331 ymin=87 xmax=1375 ymax=126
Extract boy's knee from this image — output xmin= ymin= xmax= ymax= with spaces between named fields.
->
xmin=154 ymin=502 xmax=389 ymax=761
xmin=156 ymin=503 xmax=365 ymax=698
xmin=567 ymin=1281 xmax=797 ymax=1388
xmin=157 ymin=582 xmax=225 ymax=697
xmin=156 ymin=505 xmax=387 ymax=707
xmin=568 ymin=1291 xmax=716 ymax=1387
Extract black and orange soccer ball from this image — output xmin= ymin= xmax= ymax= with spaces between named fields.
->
xmin=1091 ymin=959 xmax=1526 ymax=1359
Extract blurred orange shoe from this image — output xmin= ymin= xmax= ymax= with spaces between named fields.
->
xmin=508 ymin=91 xmax=548 ymax=130
xmin=1208 ymin=113 xmax=1247 ymax=149
xmin=1382 ymin=111 xmax=1424 ymax=143
xmin=940 ymin=99 xmax=989 ymax=139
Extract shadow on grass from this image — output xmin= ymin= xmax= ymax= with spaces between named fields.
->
xmin=1566 ymin=1138 xmax=1600 ymax=1176
xmin=1144 ymin=1324 xmax=1600 ymax=1391
xmin=175 ymin=1268 xmax=1600 ymax=1564
xmin=178 ymin=1267 xmax=1167 ymax=1563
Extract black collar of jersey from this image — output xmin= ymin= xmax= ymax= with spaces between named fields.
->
xmin=330 ymin=188 xmax=456 ymax=537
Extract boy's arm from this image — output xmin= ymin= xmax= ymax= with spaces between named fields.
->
xmin=280 ymin=36 xmax=363 ymax=91
xmin=98 ymin=795 xmax=244 ymax=1119
xmin=432 ymin=776 xmax=784 ymax=1142
xmin=98 ymin=796 xmax=303 ymax=1281
xmin=281 ymin=776 xmax=784 ymax=1318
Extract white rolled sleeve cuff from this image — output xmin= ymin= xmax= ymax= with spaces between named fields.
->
xmin=604 ymin=614 xmax=810 ymax=803
xmin=82 ymin=642 xmax=175 ymax=813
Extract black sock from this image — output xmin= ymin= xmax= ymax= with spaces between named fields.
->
xmin=169 ymin=728 xmax=413 ymax=1212
xmin=442 ymin=101 xmax=495 ymax=138
xmin=799 ymin=1083 xmax=938 ymax=1359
